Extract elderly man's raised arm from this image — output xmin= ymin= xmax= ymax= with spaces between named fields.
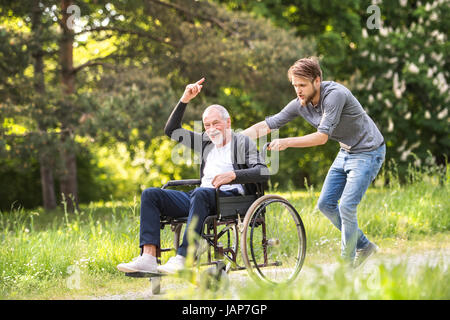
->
xmin=164 ymin=78 xmax=205 ymax=151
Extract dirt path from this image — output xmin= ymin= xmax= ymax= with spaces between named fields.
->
xmin=91 ymin=247 xmax=449 ymax=300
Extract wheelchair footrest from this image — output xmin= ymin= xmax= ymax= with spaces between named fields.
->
xmin=125 ymin=271 xmax=165 ymax=278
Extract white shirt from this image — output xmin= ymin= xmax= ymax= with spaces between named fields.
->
xmin=201 ymin=142 xmax=245 ymax=195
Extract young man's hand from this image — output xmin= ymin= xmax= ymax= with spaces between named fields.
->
xmin=180 ymin=78 xmax=205 ymax=103
xmin=268 ymin=138 xmax=290 ymax=151
xmin=212 ymin=171 xmax=236 ymax=188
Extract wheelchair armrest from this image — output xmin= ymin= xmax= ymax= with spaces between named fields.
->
xmin=161 ymin=179 xmax=201 ymax=189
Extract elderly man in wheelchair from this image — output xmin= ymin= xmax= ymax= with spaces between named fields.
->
xmin=117 ymin=78 xmax=270 ymax=275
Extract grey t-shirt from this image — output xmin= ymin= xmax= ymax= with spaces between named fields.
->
xmin=265 ymin=81 xmax=384 ymax=153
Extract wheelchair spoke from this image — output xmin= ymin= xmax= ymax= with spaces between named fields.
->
xmin=241 ymin=195 xmax=307 ymax=285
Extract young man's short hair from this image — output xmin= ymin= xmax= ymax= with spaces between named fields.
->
xmin=287 ymin=57 xmax=323 ymax=82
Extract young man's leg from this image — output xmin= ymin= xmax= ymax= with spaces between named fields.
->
xmin=339 ymin=145 xmax=386 ymax=262
xmin=317 ymin=151 xmax=370 ymax=252
xmin=317 ymin=152 xmax=346 ymax=229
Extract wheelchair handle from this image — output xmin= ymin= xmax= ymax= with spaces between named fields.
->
xmin=261 ymin=142 xmax=270 ymax=163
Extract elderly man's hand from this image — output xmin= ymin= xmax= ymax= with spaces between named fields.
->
xmin=180 ymin=78 xmax=205 ymax=103
xmin=211 ymin=171 xmax=236 ymax=188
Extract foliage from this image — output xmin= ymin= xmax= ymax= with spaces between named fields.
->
xmin=0 ymin=155 xmax=41 ymax=210
xmin=216 ymin=0 xmax=363 ymax=80
xmin=216 ymin=0 xmax=449 ymax=183
xmin=0 ymin=143 xmax=116 ymax=210
xmin=0 ymin=0 xmax=448 ymax=210
xmin=352 ymin=0 xmax=449 ymax=175
xmin=0 ymin=0 xmax=316 ymax=209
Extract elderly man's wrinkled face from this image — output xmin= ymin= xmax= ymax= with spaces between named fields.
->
xmin=203 ymin=109 xmax=231 ymax=146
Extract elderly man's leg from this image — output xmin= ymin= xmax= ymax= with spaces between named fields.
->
xmin=176 ymin=187 xmax=217 ymax=258
xmin=139 ymin=187 xmax=190 ymax=250
xmin=117 ymin=187 xmax=190 ymax=273
xmin=142 ymin=244 xmax=157 ymax=256
xmin=178 ymin=187 xmax=241 ymax=256
xmin=158 ymin=187 xmax=240 ymax=273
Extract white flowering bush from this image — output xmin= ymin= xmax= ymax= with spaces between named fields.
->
xmin=353 ymin=0 xmax=449 ymax=177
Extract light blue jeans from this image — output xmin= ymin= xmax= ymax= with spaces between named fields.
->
xmin=317 ymin=144 xmax=386 ymax=261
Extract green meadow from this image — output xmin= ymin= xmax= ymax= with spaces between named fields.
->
xmin=1 ymin=166 xmax=449 ymax=300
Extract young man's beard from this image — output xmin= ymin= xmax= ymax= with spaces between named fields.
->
xmin=301 ymin=86 xmax=318 ymax=106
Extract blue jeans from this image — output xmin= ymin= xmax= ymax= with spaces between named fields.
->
xmin=317 ymin=144 xmax=386 ymax=261
xmin=139 ymin=187 xmax=241 ymax=257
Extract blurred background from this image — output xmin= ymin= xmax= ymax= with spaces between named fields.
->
xmin=0 ymin=0 xmax=448 ymax=211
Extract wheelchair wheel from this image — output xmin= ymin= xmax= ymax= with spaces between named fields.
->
xmin=240 ymin=194 xmax=306 ymax=285
xmin=173 ymin=220 xmax=241 ymax=267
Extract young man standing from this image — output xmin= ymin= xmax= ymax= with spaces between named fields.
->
xmin=243 ymin=57 xmax=385 ymax=266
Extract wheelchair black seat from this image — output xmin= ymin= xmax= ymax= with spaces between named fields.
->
xmin=216 ymin=194 xmax=258 ymax=219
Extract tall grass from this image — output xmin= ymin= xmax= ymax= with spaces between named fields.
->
xmin=287 ymin=160 xmax=449 ymax=256
xmin=165 ymin=257 xmax=450 ymax=300
xmin=0 ymin=163 xmax=448 ymax=299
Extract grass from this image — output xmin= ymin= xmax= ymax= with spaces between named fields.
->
xmin=166 ymin=236 xmax=449 ymax=300
xmin=0 ymin=165 xmax=449 ymax=300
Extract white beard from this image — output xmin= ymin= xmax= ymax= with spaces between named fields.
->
xmin=208 ymin=130 xmax=224 ymax=146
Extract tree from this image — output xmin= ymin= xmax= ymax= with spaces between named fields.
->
xmin=216 ymin=0 xmax=449 ymax=182
xmin=1 ymin=0 xmax=183 ymax=210
xmin=1 ymin=0 xmax=314 ymax=210
xmin=353 ymin=0 xmax=449 ymax=174
xmin=215 ymin=0 xmax=363 ymax=81
xmin=1 ymin=0 xmax=61 ymax=209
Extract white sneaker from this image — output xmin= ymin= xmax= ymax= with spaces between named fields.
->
xmin=157 ymin=255 xmax=186 ymax=274
xmin=117 ymin=254 xmax=157 ymax=273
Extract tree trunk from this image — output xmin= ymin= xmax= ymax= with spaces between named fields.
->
xmin=59 ymin=0 xmax=78 ymax=211
xmin=39 ymin=153 xmax=57 ymax=210
xmin=60 ymin=0 xmax=75 ymax=95
xmin=59 ymin=134 xmax=78 ymax=210
xmin=32 ymin=0 xmax=57 ymax=210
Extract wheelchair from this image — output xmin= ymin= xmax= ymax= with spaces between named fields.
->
xmin=126 ymin=176 xmax=307 ymax=294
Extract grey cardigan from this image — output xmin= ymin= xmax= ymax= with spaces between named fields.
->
xmin=164 ymin=101 xmax=269 ymax=195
